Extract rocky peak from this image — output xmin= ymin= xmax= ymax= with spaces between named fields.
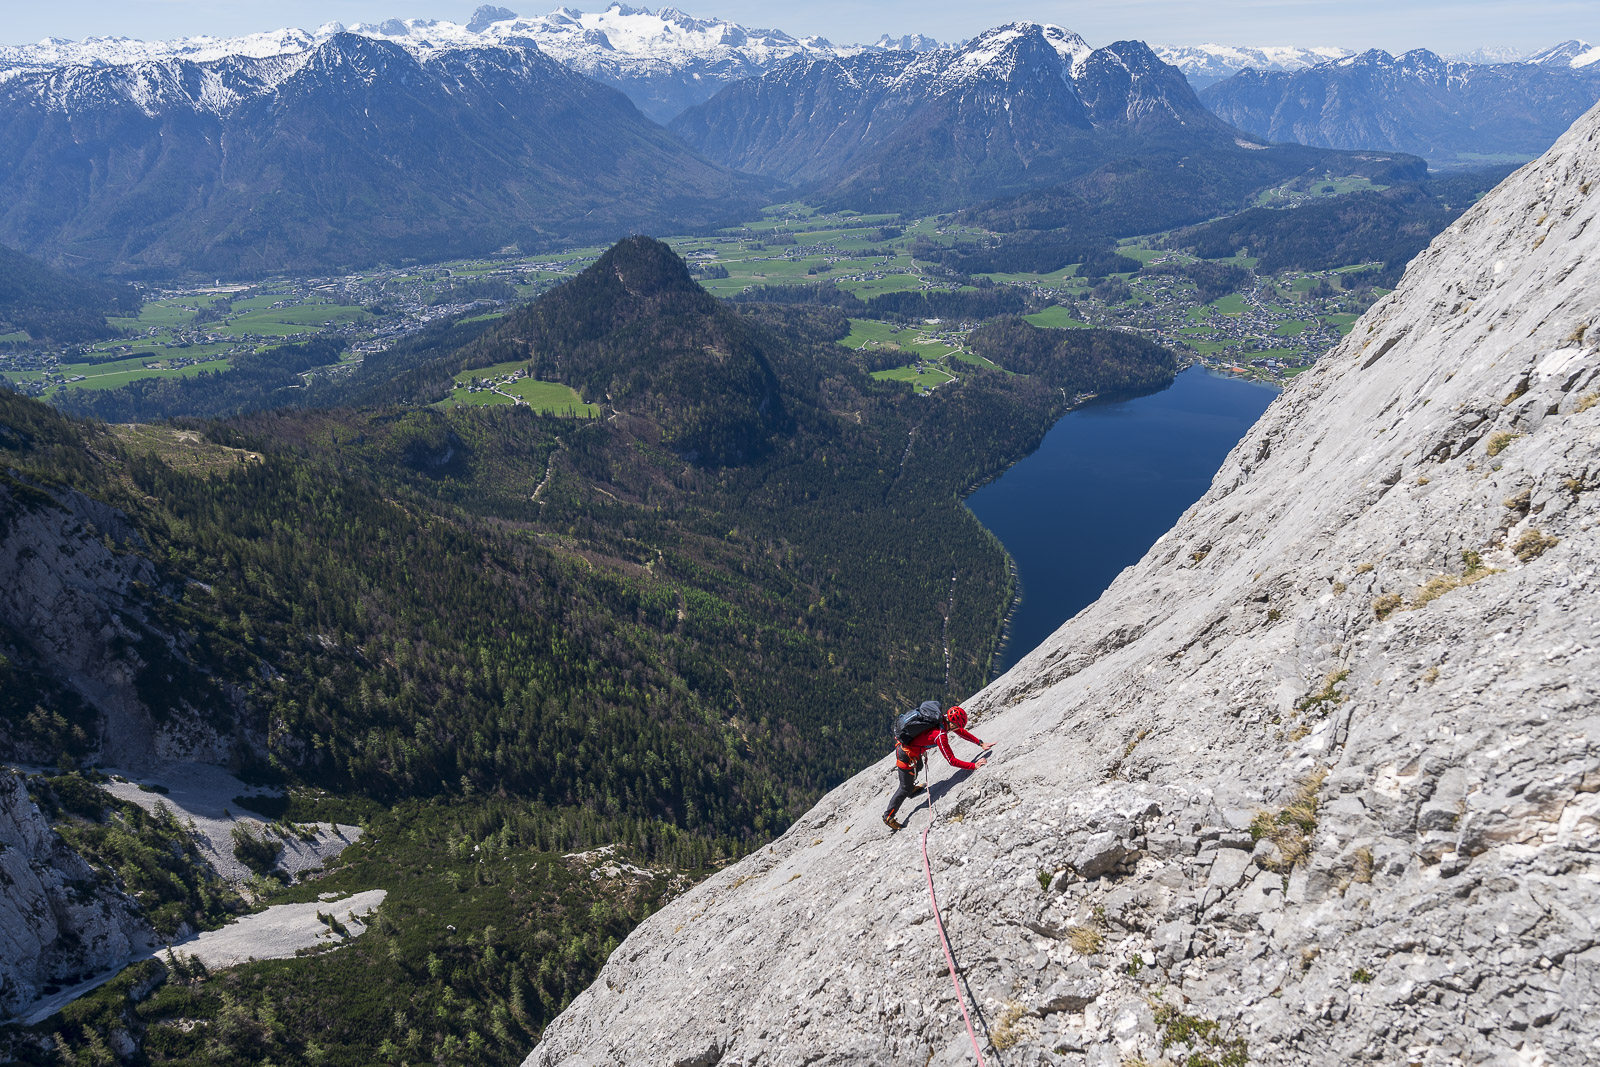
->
xmin=1529 ymin=39 xmax=1598 ymax=68
xmin=525 ymin=101 xmax=1600 ymax=1067
xmin=468 ymin=5 xmax=519 ymax=33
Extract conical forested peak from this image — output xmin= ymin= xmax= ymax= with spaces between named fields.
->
xmin=501 ymin=235 xmax=714 ymax=349
xmin=591 ymin=235 xmax=704 ymax=300
xmin=474 ymin=234 xmax=788 ymax=466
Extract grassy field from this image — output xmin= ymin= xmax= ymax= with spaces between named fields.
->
xmin=215 ymin=303 xmax=369 ymax=338
xmin=439 ymin=361 xmax=598 ymax=416
xmin=1273 ymin=320 xmax=1312 ymax=336
xmin=1024 ymin=306 xmax=1091 ymax=329
xmin=41 ymin=356 xmax=233 ymax=395
xmin=839 ymin=319 xmax=905 ymax=348
xmin=871 ymin=364 xmax=955 ymax=393
xmin=833 ymin=272 xmax=926 ymax=298
xmin=1211 ymin=294 xmax=1248 ymax=316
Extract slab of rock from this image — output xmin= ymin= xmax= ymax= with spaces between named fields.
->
xmin=524 ymin=102 xmax=1600 ymax=1067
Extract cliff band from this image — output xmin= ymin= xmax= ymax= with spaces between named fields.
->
xmin=525 ymin=104 xmax=1600 ymax=1066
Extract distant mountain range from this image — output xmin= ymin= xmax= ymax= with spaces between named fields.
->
xmin=0 ymin=33 xmax=767 ymax=275
xmin=1154 ymin=44 xmax=1354 ymax=89
xmin=4 ymin=6 xmax=1597 ymax=275
xmin=668 ymin=22 xmax=1420 ymax=217
xmin=0 ymin=5 xmax=952 ymax=125
xmin=5 ymin=6 xmax=1596 ymax=122
xmin=1202 ymin=49 xmax=1600 ymax=164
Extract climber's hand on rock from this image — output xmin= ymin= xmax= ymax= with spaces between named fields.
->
xmin=974 ymin=757 xmax=988 ymax=768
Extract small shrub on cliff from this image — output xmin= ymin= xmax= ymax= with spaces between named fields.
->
xmin=1154 ymin=1003 xmax=1249 ymax=1067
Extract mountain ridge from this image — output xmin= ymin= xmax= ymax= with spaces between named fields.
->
xmin=670 ymin=22 xmax=1422 ymax=218
xmin=0 ymin=33 xmax=768 ymax=275
xmin=1202 ymin=47 xmax=1600 ymax=163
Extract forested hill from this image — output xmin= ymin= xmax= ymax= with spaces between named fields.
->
xmin=0 ymin=243 xmax=140 ymax=343
xmin=0 ymin=237 xmax=1176 ymax=1063
xmin=463 ymin=236 xmax=791 ymax=466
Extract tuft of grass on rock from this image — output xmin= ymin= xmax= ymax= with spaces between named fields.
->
xmin=1067 ymin=923 xmax=1104 ymax=955
xmin=1485 ymin=431 xmax=1522 ymax=457
xmin=991 ymin=1000 xmax=1032 ymax=1051
xmin=1512 ymin=528 xmax=1559 ymax=561
xmin=1373 ymin=593 xmax=1403 ymax=620
xmin=1250 ymin=769 xmax=1328 ymax=871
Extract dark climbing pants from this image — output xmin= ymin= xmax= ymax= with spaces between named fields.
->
xmin=885 ymin=757 xmax=922 ymax=818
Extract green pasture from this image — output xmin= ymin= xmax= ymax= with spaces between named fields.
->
xmin=1024 ymin=306 xmax=1091 ymax=329
xmin=439 ymin=362 xmax=597 ymax=416
xmin=871 ymin=364 xmax=956 ymax=393
xmin=217 ymin=303 xmax=369 ymax=337
xmin=45 ymin=357 xmax=233 ymax=395
xmin=839 ymin=319 xmax=903 ymax=348
xmin=833 ymin=271 xmax=926 ymax=298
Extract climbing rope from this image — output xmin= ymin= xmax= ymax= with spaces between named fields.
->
xmin=921 ymin=790 xmax=990 ymax=1067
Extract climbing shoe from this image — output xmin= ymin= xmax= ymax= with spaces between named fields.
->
xmin=907 ymin=784 xmax=926 ymax=798
xmin=883 ymin=813 xmax=904 ymax=832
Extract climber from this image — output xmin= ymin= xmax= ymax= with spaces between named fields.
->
xmin=882 ymin=701 xmax=991 ymax=831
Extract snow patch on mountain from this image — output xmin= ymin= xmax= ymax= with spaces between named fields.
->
xmin=1156 ymin=43 xmax=1352 ymax=86
xmin=0 ymin=5 xmax=887 ymax=122
xmin=1529 ymin=39 xmax=1600 ymax=69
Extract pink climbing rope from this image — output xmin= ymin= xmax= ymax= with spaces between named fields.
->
xmin=921 ymin=801 xmax=990 ymax=1067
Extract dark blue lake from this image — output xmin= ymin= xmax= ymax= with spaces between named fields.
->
xmin=968 ymin=366 xmax=1279 ymax=676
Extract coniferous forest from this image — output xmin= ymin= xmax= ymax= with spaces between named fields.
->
xmin=0 ymin=238 xmax=1174 ymax=1065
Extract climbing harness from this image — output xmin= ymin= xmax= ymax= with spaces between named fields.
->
xmin=920 ymin=788 xmax=990 ymax=1067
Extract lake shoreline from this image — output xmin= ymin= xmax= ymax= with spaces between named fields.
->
xmin=969 ymin=366 xmax=1280 ymax=679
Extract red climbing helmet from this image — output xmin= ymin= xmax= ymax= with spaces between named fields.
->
xmin=946 ymin=705 xmax=967 ymax=730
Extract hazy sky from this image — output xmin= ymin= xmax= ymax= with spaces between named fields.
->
xmin=5 ymin=0 xmax=1594 ymax=54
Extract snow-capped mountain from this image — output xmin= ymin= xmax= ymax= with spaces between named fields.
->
xmin=872 ymin=34 xmax=948 ymax=52
xmin=1444 ymin=45 xmax=1528 ymax=65
xmin=0 ymin=4 xmax=882 ymax=123
xmin=671 ymin=23 xmax=1126 ymax=189
xmin=668 ymin=21 xmax=1385 ymax=216
xmin=1201 ymin=48 xmax=1600 ymax=163
xmin=1155 ymin=43 xmax=1352 ymax=88
xmin=1528 ymin=39 xmax=1600 ymax=70
xmin=0 ymin=32 xmax=766 ymax=275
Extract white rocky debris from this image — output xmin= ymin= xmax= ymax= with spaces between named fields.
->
xmin=166 ymin=888 xmax=386 ymax=971
xmin=101 ymin=762 xmax=361 ymax=885
xmin=11 ymin=889 xmax=387 ymax=1027
xmin=524 ymin=101 xmax=1600 ymax=1066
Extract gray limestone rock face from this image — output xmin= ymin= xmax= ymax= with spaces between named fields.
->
xmin=0 ymin=480 xmax=253 ymax=769
xmin=525 ymin=102 xmax=1600 ymax=1066
xmin=0 ymin=771 xmax=154 ymax=1017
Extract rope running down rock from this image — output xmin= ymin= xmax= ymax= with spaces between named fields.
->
xmin=921 ymin=788 xmax=990 ymax=1066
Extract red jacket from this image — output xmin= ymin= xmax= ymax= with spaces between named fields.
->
xmin=899 ymin=726 xmax=986 ymax=771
